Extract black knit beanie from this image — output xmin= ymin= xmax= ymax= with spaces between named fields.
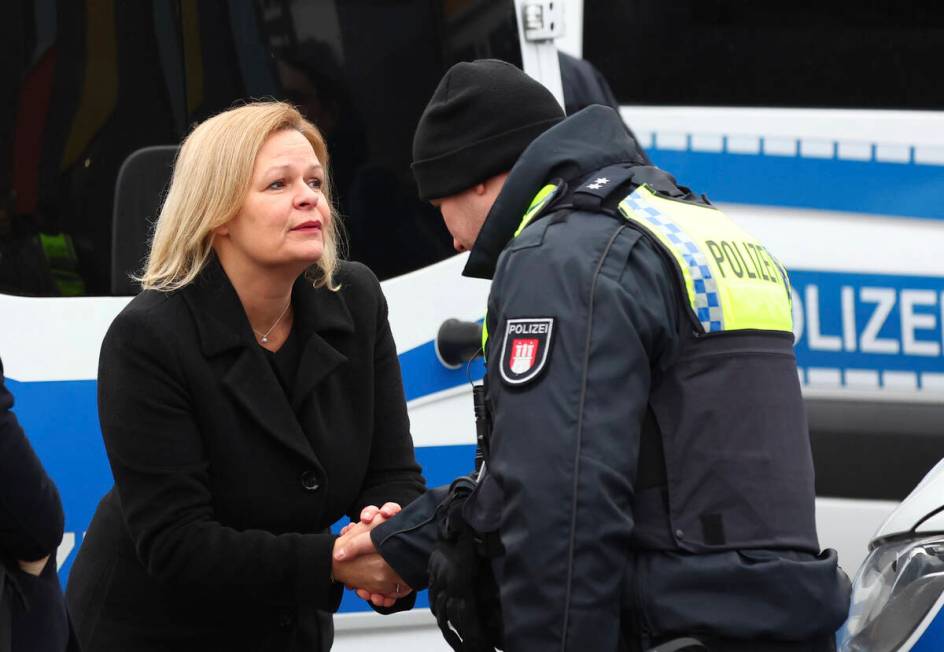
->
xmin=412 ymin=59 xmax=565 ymax=201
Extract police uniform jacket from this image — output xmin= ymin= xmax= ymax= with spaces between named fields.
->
xmin=373 ymin=106 xmax=850 ymax=651
xmin=65 ymin=259 xmax=424 ymax=651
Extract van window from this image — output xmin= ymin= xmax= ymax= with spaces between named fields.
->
xmin=0 ymin=0 xmax=520 ymax=296
xmin=584 ymin=1 xmax=944 ymax=109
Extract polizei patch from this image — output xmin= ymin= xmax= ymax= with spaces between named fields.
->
xmin=499 ymin=318 xmax=554 ymax=385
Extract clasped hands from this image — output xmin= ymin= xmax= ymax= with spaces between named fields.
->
xmin=331 ymin=502 xmax=411 ymax=608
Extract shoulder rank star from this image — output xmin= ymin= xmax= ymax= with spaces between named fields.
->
xmin=587 ymin=177 xmax=610 ymax=190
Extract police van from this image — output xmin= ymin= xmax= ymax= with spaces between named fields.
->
xmin=2 ymin=1 xmax=943 ymax=649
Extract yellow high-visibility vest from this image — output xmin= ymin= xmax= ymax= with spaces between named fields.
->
xmin=619 ymin=184 xmax=793 ymax=334
xmin=483 ymin=180 xmax=792 ymax=353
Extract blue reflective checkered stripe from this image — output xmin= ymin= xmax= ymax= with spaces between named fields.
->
xmin=620 ymin=189 xmax=724 ymax=332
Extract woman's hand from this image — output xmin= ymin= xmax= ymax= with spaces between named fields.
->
xmin=339 ymin=502 xmax=401 ymax=536
xmin=331 ymin=544 xmax=412 ymax=607
xmin=17 ymin=555 xmax=49 ymax=576
xmin=333 ymin=511 xmax=411 ymax=608
xmin=353 ymin=585 xmax=408 ymax=609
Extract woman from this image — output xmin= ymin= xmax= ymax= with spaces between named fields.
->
xmin=66 ymin=102 xmax=424 ymax=651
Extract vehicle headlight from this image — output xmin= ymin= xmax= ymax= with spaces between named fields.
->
xmin=838 ymin=536 xmax=944 ymax=652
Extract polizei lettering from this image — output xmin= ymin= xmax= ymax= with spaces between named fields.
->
xmin=793 ymin=282 xmax=943 ymax=356
xmin=506 ymin=322 xmax=551 ymax=336
xmin=705 ymin=239 xmax=783 ymax=285
xmin=786 ymin=271 xmax=944 ymax=393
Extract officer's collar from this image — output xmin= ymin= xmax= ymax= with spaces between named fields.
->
xmin=462 ymin=105 xmax=645 ymax=279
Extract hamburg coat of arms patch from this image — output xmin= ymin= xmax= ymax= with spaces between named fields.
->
xmin=499 ymin=318 xmax=554 ymax=385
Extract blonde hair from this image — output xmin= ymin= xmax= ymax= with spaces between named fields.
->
xmin=138 ymin=101 xmax=341 ymax=291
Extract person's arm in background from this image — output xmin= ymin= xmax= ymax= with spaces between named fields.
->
xmin=0 ymin=357 xmax=65 ymax=576
xmin=557 ymin=51 xmax=652 ymax=165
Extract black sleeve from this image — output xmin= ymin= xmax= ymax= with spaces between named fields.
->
xmin=370 ymin=485 xmax=452 ymax=591
xmin=485 ymin=225 xmax=676 ymax=651
xmin=99 ymin=311 xmax=340 ymax=611
xmin=364 ymin=487 xmax=448 ymax=615
xmin=348 ymin=266 xmax=426 ymax=517
xmin=0 ymin=359 xmax=65 ymax=562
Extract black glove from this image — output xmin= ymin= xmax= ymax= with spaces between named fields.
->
xmin=429 ymin=535 xmax=495 ymax=652
xmin=428 ymin=477 xmax=502 ymax=651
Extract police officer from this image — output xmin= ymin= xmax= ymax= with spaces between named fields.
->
xmin=336 ymin=59 xmax=850 ymax=652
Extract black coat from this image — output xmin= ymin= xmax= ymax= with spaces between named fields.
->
xmin=0 ymin=359 xmax=75 ymax=652
xmin=65 ymin=259 xmax=425 ymax=651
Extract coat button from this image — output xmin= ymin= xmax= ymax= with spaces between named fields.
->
xmin=279 ymin=612 xmax=294 ymax=628
xmin=300 ymin=470 xmax=320 ymax=491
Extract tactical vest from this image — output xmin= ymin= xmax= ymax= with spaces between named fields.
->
xmin=507 ymin=164 xmax=821 ymax=554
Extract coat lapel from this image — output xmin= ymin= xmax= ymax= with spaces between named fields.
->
xmin=289 ymin=274 xmax=354 ymax=412
xmin=182 ymin=259 xmax=317 ymax=463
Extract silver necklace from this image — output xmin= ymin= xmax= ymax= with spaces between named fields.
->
xmin=252 ymin=300 xmax=291 ymax=344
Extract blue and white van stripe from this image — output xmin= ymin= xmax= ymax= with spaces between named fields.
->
xmin=621 ymin=105 xmax=944 ymax=222
xmin=644 ymin=135 xmax=944 ymax=222
xmin=788 ymin=269 xmax=944 ymax=396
